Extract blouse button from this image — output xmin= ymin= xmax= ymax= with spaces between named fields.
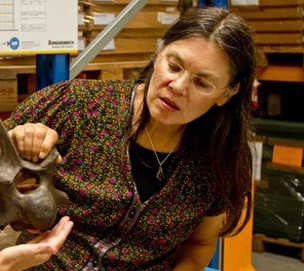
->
xmin=109 ymin=235 xmax=116 ymax=242
xmin=129 ymin=210 xmax=136 ymax=218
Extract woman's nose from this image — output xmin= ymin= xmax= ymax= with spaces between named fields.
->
xmin=168 ymin=72 xmax=190 ymax=95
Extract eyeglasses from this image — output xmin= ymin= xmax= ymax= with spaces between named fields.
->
xmin=158 ymin=55 xmax=231 ymax=96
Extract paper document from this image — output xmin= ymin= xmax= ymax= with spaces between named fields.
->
xmin=231 ymin=0 xmax=259 ymax=5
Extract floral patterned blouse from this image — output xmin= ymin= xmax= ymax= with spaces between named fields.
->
xmin=4 ymin=79 xmax=227 ymax=271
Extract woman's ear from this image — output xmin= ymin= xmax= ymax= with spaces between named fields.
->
xmin=216 ymin=83 xmax=240 ymax=107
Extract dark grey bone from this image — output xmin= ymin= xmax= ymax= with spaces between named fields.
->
xmin=0 ymin=119 xmax=69 ymax=231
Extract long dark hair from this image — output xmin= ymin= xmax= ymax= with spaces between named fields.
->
xmin=125 ymin=7 xmax=256 ymax=236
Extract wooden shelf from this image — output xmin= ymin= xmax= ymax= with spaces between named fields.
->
xmin=266 ymin=161 xmax=304 ymax=175
xmin=268 ymin=137 xmax=304 ymax=148
xmin=257 ymin=66 xmax=304 ymax=82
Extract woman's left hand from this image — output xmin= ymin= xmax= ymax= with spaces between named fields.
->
xmin=0 ymin=216 xmax=73 ymax=271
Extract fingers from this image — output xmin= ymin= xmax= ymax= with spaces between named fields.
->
xmin=30 ymin=217 xmax=73 ymax=250
xmin=27 ymin=231 xmax=50 ymax=244
xmin=45 ymin=217 xmax=74 ymax=249
xmin=9 ymin=126 xmax=25 ymax=154
xmin=9 ymin=123 xmax=59 ymax=163
xmin=32 ymin=124 xmax=48 ymax=162
xmin=24 ymin=124 xmax=35 ymax=161
xmin=38 ymin=128 xmax=58 ymax=160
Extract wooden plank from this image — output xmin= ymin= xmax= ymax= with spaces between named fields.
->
xmin=231 ymin=7 xmax=303 ymax=20
xmin=91 ymin=28 xmax=167 ymax=38
xmin=253 ymin=234 xmax=304 ymax=262
xmin=266 ymin=161 xmax=304 ymax=175
xmin=268 ymin=137 xmax=304 ymax=148
xmin=248 ymin=20 xmax=303 ymax=32
xmin=83 ymin=60 xmax=148 ymax=70
xmin=90 ymin=11 xmax=179 ymax=29
xmin=254 ymin=180 xmax=269 ymax=189
xmin=254 ymin=33 xmax=303 ymax=45
xmin=253 ymin=234 xmax=304 ymax=249
xmin=230 ymin=0 xmax=303 ymax=7
xmin=256 ymin=66 xmax=304 ymax=82
xmin=91 ymin=3 xmax=179 ymax=12
xmin=101 ymin=68 xmax=124 ymax=80
xmin=252 ymin=234 xmax=266 ymax=252
xmin=0 ymin=70 xmax=16 ymax=80
xmin=95 ymin=38 xmax=157 ymax=55
xmin=77 ymin=53 xmax=150 ymax=63
xmin=91 ymin=0 xmax=178 ymax=5
xmin=0 ymin=65 xmax=36 ymax=74
xmin=0 ymin=79 xmax=17 ymax=112
xmin=0 ymin=56 xmax=38 ymax=66
xmin=258 ymin=45 xmax=304 ymax=53
xmin=263 ymin=236 xmax=304 ymax=248
xmin=259 ymin=0 xmax=303 ymax=7
xmin=251 ymin=135 xmax=267 ymax=143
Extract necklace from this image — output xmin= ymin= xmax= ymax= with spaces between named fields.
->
xmin=145 ymin=126 xmax=185 ymax=181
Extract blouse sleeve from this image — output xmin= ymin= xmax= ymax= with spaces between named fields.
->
xmin=204 ymin=187 xmax=228 ymax=217
xmin=3 ymin=79 xmax=104 ymax=156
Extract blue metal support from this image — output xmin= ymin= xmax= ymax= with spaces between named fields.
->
xmin=36 ymin=54 xmax=70 ymax=90
xmin=198 ymin=0 xmax=227 ymax=9
xmin=213 ymin=0 xmax=228 ymax=9
xmin=198 ymin=0 xmax=211 ymax=8
xmin=208 ymin=238 xmax=221 ymax=270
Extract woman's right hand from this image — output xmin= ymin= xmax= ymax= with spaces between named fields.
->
xmin=8 ymin=123 xmax=61 ymax=163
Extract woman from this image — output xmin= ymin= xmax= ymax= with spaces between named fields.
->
xmin=4 ymin=7 xmax=256 ymax=271
xmin=0 ymin=217 xmax=73 ymax=271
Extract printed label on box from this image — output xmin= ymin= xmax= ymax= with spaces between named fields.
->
xmin=158 ymin=12 xmax=179 ymax=25
xmin=94 ymin=13 xmax=115 ymax=25
xmin=231 ymin=0 xmax=259 ymax=5
xmin=78 ymin=39 xmax=85 ymax=51
xmin=0 ymin=0 xmax=78 ymax=54
xmin=78 ymin=14 xmax=85 ymax=25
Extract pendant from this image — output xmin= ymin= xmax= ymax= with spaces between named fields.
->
xmin=156 ymin=166 xmax=164 ymax=181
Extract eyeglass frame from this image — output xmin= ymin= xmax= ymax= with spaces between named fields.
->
xmin=156 ymin=54 xmax=235 ymax=96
